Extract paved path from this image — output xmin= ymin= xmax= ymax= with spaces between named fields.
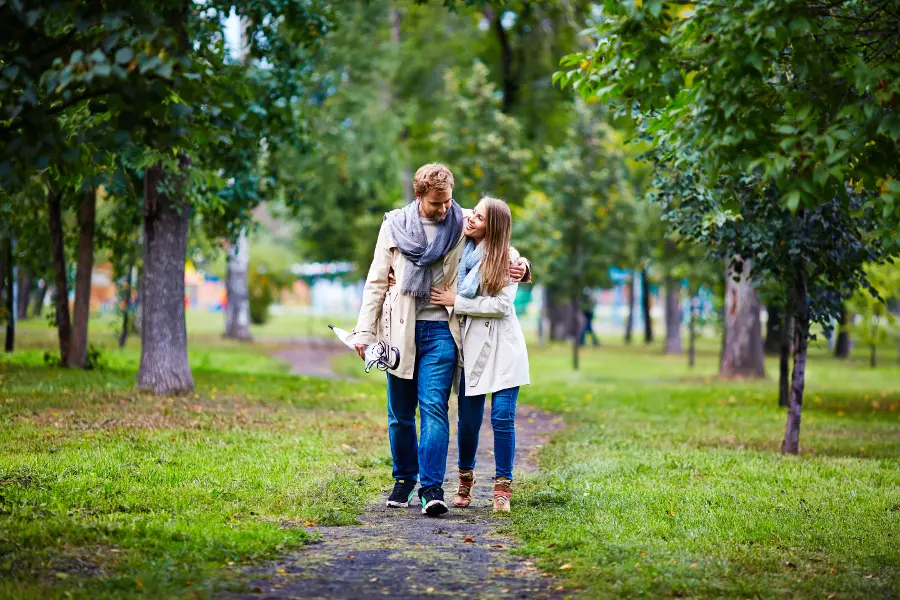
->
xmin=233 ymin=341 xmax=565 ymax=600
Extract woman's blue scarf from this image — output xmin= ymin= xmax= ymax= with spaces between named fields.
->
xmin=457 ymin=238 xmax=483 ymax=299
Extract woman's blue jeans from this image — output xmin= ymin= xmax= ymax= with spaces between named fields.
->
xmin=457 ymin=376 xmax=519 ymax=480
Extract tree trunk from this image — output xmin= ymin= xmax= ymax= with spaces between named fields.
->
xmin=0 ymin=238 xmax=5 ymax=313
xmin=48 ymin=190 xmax=72 ymax=365
xmin=720 ymin=258 xmax=766 ymax=378
xmin=4 ymin=238 xmax=13 ymax=352
xmin=68 ymin=188 xmax=96 ymax=368
xmin=119 ymin=264 xmax=134 ymax=349
xmin=31 ymin=280 xmax=47 ymax=317
xmin=764 ymin=305 xmax=783 ymax=354
xmin=572 ymin=296 xmax=580 ymax=370
xmin=689 ymin=296 xmax=697 ymax=368
xmin=781 ymin=265 xmax=809 ymax=455
xmin=834 ymin=306 xmax=851 ymax=358
xmin=624 ymin=272 xmax=635 ymax=344
xmin=224 ymin=230 xmax=252 ymax=340
xmin=546 ymin=291 xmax=578 ymax=341
xmin=870 ymin=317 xmax=878 ymax=368
xmin=16 ymin=267 xmax=31 ymax=320
xmin=137 ymin=160 xmax=194 ymax=395
xmin=664 ymin=276 xmax=683 ymax=353
xmin=641 ymin=268 xmax=653 ymax=344
xmin=490 ymin=8 xmax=518 ymax=113
xmin=779 ymin=314 xmax=792 ymax=407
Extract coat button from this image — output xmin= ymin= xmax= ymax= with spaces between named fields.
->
xmin=485 ymin=322 xmax=489 ymax=327
xmin=400 ymin=319 xmax=404 ymax=324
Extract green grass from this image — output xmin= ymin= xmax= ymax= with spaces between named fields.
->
xmin=504 ymin=337 xmax=900 ymax=599
xmin=0 ymin=326 xmax=389 ymax=599
xmin=3 ymin=314 xmax=899 ymax=599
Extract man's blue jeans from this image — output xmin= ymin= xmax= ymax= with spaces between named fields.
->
xmin=457 ymin=375 xmax=519 ymax=481
xmin=386 ymin=321 xmax=456 ymax=491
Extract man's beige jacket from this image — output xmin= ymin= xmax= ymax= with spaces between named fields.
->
xmin=350 ymin=208 xmax=465 ymax=379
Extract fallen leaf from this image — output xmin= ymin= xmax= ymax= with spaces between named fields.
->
xmin=463 ymin=537 xmax=475 ymax=543
xmin=559 ymin=563 xmax=573 ymax=571
xmin=490 ymin=544 xmax=505 ymax=549
xmin=136 ymin=578 xmax=143 ymax=588
xmin=830 ymin=568 xmax=838 ymax=575
xmin=54 ymin=572 xmax=69 ymax=579
xmin=426 ymin=587 xmax=435 ymax=593
xmin=541 ymin=572 xmax=553 ymax=577
xmin=547 ymin=543 xmax=556 ymax=549
xmin=277 ymin=569 xmax=286 ymax=575
xmin=690 ymin=563 xmax=698 ymax=569
xmin=304 ymin=521 xmax=317 ymax=527
xmin=370 ymin=577 xmax=379 ymax=582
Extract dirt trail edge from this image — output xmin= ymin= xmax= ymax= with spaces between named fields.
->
xmin=232 ymin=341 xmax=566 ymax=599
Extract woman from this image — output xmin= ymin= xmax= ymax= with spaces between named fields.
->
xmin=430 ymin=196 xmax=530 ymax=513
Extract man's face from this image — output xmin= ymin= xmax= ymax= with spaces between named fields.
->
xmin=417 ymin=189 xmax=453 ymax=222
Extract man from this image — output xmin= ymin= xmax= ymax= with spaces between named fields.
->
xmin=350 ymin=163 xmax=528 ymax=516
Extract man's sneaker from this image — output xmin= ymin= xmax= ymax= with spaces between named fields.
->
xmin=453 ymin=469 xmax=475 ymax=507
xmin=386 ymin=479 xmax=416 ymax=507
xmin=419 ymin=487 xmax=449 ymax=516
xmin=493 ymin=478 xmax=512 ymax=513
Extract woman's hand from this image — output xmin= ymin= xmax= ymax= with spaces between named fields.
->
xmin=387 ymin=268 xmax=396 ymax=289
xmin=430 ymin=286 xmax=456 ymax=306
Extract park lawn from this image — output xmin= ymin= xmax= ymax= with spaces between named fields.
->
xmin=505 ymin=338 xmax=900 ymax=599
xmin=0 ymin=330 xmax=391 ymax=599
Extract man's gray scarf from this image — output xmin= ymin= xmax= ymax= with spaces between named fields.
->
xmin=391 ymin=200 xmax=463 ymax=310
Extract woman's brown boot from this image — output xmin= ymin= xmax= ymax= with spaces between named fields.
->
xmin=453 ymin=469 xmax=475 ymax=507
xmin=493 ymin=477 xmax=511 ymax=513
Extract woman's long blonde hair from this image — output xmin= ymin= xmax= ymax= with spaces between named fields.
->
xmin=477 ymin=196 xmax=512 ymax=297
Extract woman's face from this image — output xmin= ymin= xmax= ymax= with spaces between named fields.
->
xmin=465 ymin=203 xmax=488 ymax=242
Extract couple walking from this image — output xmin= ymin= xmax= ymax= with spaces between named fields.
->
xmin=350 ymin=163 xmax=531 ymax=517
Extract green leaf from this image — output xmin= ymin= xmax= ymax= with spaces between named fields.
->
xmin=784 ymin=190 xmax=801 ymax=211
xmin=115 ymin=47 xmax=134 ymax=65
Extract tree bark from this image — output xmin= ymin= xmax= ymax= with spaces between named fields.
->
xmin=689 ymin=296 xmax=697 ymax=368
xmin=137 ymin=160 xmax=194 ymax=395
xmin=720 ymin=258 xmax=766 ymax=378
xmin=48 ymin=190 xmax=72 ymax=365
xmin=4 ymin=238 xmax=13 ymax=352
xmin=572 ymin=296 xmax=580 ymax=370
xmin=624 ymin=272 xmax=635 ymax=344
xmin=834 ymin=306 xmax=851 ymax=358
xmin=764 ymin=305 xmax=783 ymax=355
xmin=0 ymin=238 xmax=5 ymax=313
xmin=224 ymin=230 xmax=252 ymax=340
xmin=779 ymin=314 xmax=792 ymax=407
xmin=31 ymin=280 xmax=47 ymax=317
xmin=781 ymin=265 xmax=809 ymax=455
xmin=664 ymin=276 xmax=683 ymax=353
xmin=641 ymin=268 xmax=653 ymax=344
xmin=16 ymin=267 xmax=31 ymax=320
xmin=68 ymin=188 xmax=96 ymax=368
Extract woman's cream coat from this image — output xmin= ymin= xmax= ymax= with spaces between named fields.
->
xmin=454 ymin=251 xmax=530 ymax=397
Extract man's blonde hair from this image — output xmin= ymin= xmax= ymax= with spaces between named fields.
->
xmin=413 ymin=163 xmax=454 ymax=198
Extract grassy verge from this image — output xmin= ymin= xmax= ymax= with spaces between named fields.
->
xmin=508 ymin=338 xmax=900 ymax=599
xmin=0 ymin=333 xmax=390 ymax=599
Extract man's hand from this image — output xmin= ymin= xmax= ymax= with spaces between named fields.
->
xmin=430 ymin=286 xmax=456 ymax=306
xmin=509 ymin=259 xmax=527 ymax=283
xmin=354 ymin=343 xmax=367 ymax=360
